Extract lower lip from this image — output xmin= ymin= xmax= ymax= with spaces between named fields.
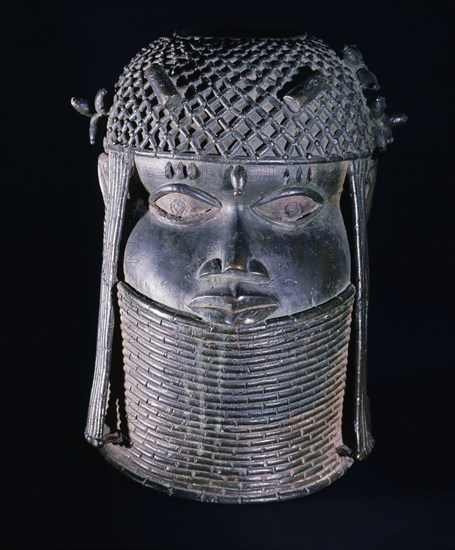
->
xmin=188 ymin=293 xmax=278 ymax=326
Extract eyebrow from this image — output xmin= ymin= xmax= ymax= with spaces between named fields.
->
xmin=151 ymin=183 xmax=221 ymax=207
xmin=254 ymin=186 xmax=323 ymax=205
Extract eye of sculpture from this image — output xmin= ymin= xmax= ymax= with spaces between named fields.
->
xmin=152 ymin=186 xmax=220 ymax=223
xmin=253 ymin=190 xmax=323 ymax=227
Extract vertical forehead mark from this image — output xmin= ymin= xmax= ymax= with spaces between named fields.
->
xmin=229 ymin=165 xmax=247 ymax=196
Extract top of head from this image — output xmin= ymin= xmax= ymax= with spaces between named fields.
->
xmin=105 ymin=34 xmax=402 ymax=163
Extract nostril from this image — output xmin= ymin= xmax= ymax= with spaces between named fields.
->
xmin=198 ymin=258 xmax=222 ymax=278
xmin=248 ymin=259 xmax=269 ymax=279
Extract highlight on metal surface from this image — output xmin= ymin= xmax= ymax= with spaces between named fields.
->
xmin=72 ymin=33 xmax=406 ymax=503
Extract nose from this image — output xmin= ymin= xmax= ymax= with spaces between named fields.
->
xmin=197 ymin=212 xmax=269 ymax=282
xmin=223 ymin=215 xmax=249 ymax=273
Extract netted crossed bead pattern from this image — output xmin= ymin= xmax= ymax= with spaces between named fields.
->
xmin=107 ymin=35 xmax=378 ymax=161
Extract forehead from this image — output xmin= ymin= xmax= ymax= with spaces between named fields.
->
xmin=134 ymin=154 xmax=348 ymax=196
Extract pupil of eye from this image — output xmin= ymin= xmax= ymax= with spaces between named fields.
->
xmin=284 ymin=202 xmax=303 ymax=218
xmin=169 ymin=198 xmax=188 ymax=217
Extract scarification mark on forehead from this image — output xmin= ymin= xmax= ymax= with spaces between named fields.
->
xmin=281 ymin=166 xmax=314 ymax=185
xmin=164 ymin=161 xmax=199 ymax=180
xmin=229 ymin=165 xmax=247 ymax=196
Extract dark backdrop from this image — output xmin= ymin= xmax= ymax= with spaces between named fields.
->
xmin=1 ymin=1 xmax=453 ymax=549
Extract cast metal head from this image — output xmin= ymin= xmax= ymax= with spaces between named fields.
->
xmin=72 ymin=33 xmax=405 ymax=500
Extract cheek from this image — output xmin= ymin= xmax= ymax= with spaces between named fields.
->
xmin=123 ymin=213 xmax=218 ymax=307
xmin=301 ymin=224 xmax=351 ymax=283
xmin=254 ymin=214 xmax=348 ymax=271
xmin=252 ymin=209 xmax=350 ymax=312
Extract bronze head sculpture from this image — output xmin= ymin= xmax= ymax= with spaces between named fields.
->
xmin=72 ymin=34 xmax=405 ymax=503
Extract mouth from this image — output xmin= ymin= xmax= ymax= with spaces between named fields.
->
xmin=188 ymin=285 xmax=279 ymax=326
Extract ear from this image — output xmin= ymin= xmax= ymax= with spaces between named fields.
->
xmin=97 ymin=152 xmax=109 ymax=207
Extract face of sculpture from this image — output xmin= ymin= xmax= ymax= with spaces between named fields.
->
xmin=123 ymin=156 xmax=351 ymax=326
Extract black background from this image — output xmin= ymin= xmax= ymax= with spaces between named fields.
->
xmin=1 ymin=1 xmax=453 ymax=549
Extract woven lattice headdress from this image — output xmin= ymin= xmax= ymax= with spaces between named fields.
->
xmin=72 ymin=34 xmax=403 ymax=160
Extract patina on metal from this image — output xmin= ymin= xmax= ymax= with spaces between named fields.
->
xmin=72 ymin=34 xmax=405 ymax=503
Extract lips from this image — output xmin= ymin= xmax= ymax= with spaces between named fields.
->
xmin=188 ymin=285 xmax=278 ymax=325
